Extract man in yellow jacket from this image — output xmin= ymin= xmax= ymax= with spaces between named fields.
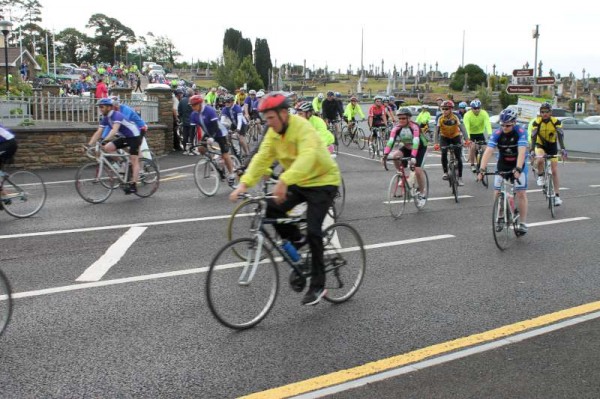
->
xmin=230 ymin=92 xmax=340 ymax=306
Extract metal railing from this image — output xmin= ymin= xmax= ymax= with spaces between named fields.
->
xmin=0 ymin=94 xmax=159 ymax=126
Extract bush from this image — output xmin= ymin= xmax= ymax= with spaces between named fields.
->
xmin=499 ymin=90 xmax=518 ymax=109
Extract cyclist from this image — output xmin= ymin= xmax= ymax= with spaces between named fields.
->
xmin=456 ymin=101 xmax=468 ymax=121
xmin=382 ymin=107 xmax=428 ymax=207
xmin=416 ymin=106 xmax=431 ymax=136
xmin=221 ymin=95 xmax=250 ymax=156
xmin=188 ymin=95 xmax=237 ymax=186
xmin=530 ymin=102 xmax=567 ymax=206
xmin=178 ymin=88 xmax=196 ymax=155
xmin=311 ymin=92 xmax=325 ymax=116
xmin=234 ymin=88 xmax=247 ymax=106
xmin=368 ymin=95 xmax=388 ymax=150
xmin=463 ymin=99 xmax=492 ymax=173
xmin=205 ymin=87 xmax=217 ymax=107
xmin=477 ymin=108 xmax=529 ymax=235
xmin=387 ymin=95 xmax=398 ymax=113
xmin=88 ymin=98 xmax=142 ymax=194
xmin=343 ymin=96 xmax=366 ymax=137
xmin=229 ymin=92 xmax=341 ymax=306
xmin=334 ymin=92 xmax=345 ymax=118
xmin=434 ymin=100 xmax=467 ymax=184
xmin=105 ymin=96 xmax=153 ymax=160
xmin=0 ymin=124 xmax=17 ymax=172
xmin=295 ymin=101 xmax=335 ymax=154
xmin=382 ymin=96 xmax=397 ymax=124
xmin=243 ymin=89 xmax=260 ymax=122
xmin=322 ymin=91 xmax=344 ymax=139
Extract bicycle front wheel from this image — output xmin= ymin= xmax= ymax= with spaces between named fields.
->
xmin=1 ymin=170 xmax=47 ymax=218
xmin=547 ymin=176 xmax=555 ymax=218
xmin=322 ymin=222 xmax=366 ymax=303
xmin=0 ymin=269 xmax=12 ymax=336
xmin=492 ymin=193 xmax=512 ymax=250
xmin=206 ymin=237 xmax=279 ymax=330
xmin=387 ymin=173 xmax=408 ymax=219
xmin=449 ymin=164 xmax=459 ymax=203
xmin=194 ymin=158 xmax=220 ymax=196
xmin=356 ymin=128 xmax=366 ymax=150
xmin=134 ymin=158 xmax=160 ymax=198
xmin=341 ymin=126 xmax=351 ymax=147
xmin=75 ymin=162 xmax=114 ymax=204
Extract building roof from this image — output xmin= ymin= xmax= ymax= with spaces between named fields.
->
xmin=0 ymin=47 xmax=41 ymax=70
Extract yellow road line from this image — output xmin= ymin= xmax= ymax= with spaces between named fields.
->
xmin=240 ymin=299 xmax=600 ymax=399
xmin=160 ymin=173 xmax=188 ymax=182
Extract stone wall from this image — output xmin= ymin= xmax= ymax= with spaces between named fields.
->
xmin=10 ymin=124 xmax=170 ymax=169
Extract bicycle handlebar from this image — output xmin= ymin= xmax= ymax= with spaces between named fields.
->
xmin=481 ymin=170 xmax=521 ymax=185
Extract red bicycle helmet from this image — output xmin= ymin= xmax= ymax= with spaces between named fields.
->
xmin=257 ymin=92 xmax=290 ymax=112
xmin=189 ymin=95 xmax=204 ymax=106
xmin=441 ymin=100 xmax=454 ymax=108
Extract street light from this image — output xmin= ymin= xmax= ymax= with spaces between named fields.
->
xmin=0 ymin=19 xmax=13 ymax=96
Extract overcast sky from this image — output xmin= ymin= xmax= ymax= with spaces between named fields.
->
xmin=37 ymin=1 xmax=600 ymax=78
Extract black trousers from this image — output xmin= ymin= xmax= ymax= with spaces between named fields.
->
xmin=266 ymin=185 xmax=337 ymax=288
xmin=441 ymin=136 xmax=463 ymax=177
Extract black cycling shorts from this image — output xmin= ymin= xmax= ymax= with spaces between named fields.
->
xmin=112 ymin=136 xmax=142 ymax=156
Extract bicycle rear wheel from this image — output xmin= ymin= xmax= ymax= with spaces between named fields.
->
xmin=413 ymin=169 xmax=429 ymax=210
xmin=75 ymin=162 xmax=114 ymax=204
xmin=206 ymin=237 xmax=279 ymax=330
xmin=322 ymin=222 xmax=366 ymax=303
xmin=1 ymin=170 xmax=47 ymax=218
xmin=134 ymin=158 xmax=160 ymax=198
xmin=0 ymin=269 xmax=12 ymax=336
xmin=333 ymin=177 xmax=345 ymax=218
xmin=492 ymin=193 xmax=512 ymax=250
xmin=194 ymin=158 xmax=220 ymax=196
xmin=387 ymin=173 xmax=408 ymax=219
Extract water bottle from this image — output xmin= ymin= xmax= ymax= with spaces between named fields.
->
xmin=281 ymin=241 xmax=301 ymax=263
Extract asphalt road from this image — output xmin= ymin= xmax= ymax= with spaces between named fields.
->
xmin=0 ymin=134 xmax=599 ymax=398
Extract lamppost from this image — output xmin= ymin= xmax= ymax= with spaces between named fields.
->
xmin=0 ymin=20 xmax=13 ymax=96
xmin=532 ymin=24 xmax=540 ymax=95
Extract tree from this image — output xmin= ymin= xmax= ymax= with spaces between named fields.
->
xmin=234 ymin=56 xmax=263 ymax=89
xmin=21 ymin=0 xmax=42 ymax=26
xmin=55 ymin=28 xmax=89 ymax=63
xmin=223 ymin=28 xmax=242 ymax=55
xmin=254 ymin=38 xmax=272 ymax=91
xmin=216 ymin=48 xmax=240 ymax=91
xmin=86 ymin=14 xmax=136 ymax=63
xmin=450 ymin=64 xmax=487 ymax=91
xmin=237 ymin=37 xmax=252 ymax=61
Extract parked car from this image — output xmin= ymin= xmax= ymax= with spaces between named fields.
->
xmin=583 ymin=115 xmax=600 ymax=125
xmin=557 ymin=117 xmax=589 ymax=126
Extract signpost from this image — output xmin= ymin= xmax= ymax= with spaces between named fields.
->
xmin=506 ymin=85 xmax=534 ymax=94
xmin=512 ymin=69 xmax=534 ymax=77
xmin=536 ymin=76 xmax=556 ymax=85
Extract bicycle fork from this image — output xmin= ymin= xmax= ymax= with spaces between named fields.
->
xmin=238 ymin=234 xmax=264 ymax=285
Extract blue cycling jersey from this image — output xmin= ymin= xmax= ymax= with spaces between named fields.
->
xmin=102 ymin=104 xmax=146 ymax=139
xmin=190 ymin=105 xmax=228 ymax=138
xmin=100 ymin=110 xmax=140 ymax=138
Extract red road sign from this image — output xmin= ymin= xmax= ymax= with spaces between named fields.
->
xmin=536 ymin=76 xmax=556 ymax=85
xmin=506 ymin=85 xmax=534 ymax=94
xmin=513 ymin=69 xmax=534 ymax=77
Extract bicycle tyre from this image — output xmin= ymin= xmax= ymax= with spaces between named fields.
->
xmin=194 ymin=157 xmax=220 ymax=196
xmin=357 ymin=128 xmax=366 ymax=150
xmin=341 ymin=126 xmax=351 ymax=147
xmin=205 ymin=237 xmax=279 ymax=330
xmin=75 ymin=162 xmax=114 ymax=204
xmin=547 ymin=173 xmax=555 ymax=218
xmin=227 ymin=199 xmax=278 ymax=259
xmin=414 ymin=169 xmax=429 ymax=210
xmin=333 ymin=177 xmax=346 ymax=218
xmin=134 ymin=158 xmax=160 ymax=198
xmin=387 ymin=173 xmax=408 ymax=219
xmin=0 ymin=268 xmax=12 ymax=335
xmin=322 ymin=222 xmax=366 ymax=303
xmin=477 ymin=152 xmax=488 ymax=188
xmin=1 ymin=170 xmax=47 ymax=218
xmin=449 ymin=164 xmax=459 ymax=203
xmin=492 ymin=193 xmax=512 ymax=250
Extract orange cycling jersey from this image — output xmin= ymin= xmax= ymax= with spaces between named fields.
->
xmin=437 ymin=113 xmax=461 ymax=139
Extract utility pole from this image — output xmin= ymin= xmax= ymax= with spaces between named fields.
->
xmin=533 ymin=25 xmax=540 ymax=96
xmin=461 ymin=30 xmax=465 ymax=67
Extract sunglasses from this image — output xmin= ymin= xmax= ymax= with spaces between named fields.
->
xmin=397 ymin=117 xmax=408 ymax=120
xmin=441 ymin=107 xmax=450 ymax=111
xmin=351 ymin=100 xmax=357 ymax=102
xmin=540 ymin=110 xmax=551 ymax=114
xmin=501 ymin=123 xmax=514 ymax=128
xmin=472 ymin=107 xmax=481 ymax=110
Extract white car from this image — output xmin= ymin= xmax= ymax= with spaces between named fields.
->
xmin=583 ymin=115 xmax=600 ymax=125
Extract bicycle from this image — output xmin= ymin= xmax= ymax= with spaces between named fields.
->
xmin=192 ymin=141 xmax=242 ymax=197
xmin=384 ymin=157 xmax=429 ymax=219
xmin=470 ymin=139 xmax=488 ymax=188
xmin=0 ymin=167 xmax=46 ymax=218
xmin=533 ymin=154 xmax=561 ymax=218
xmin=368 ymin=127 xmax=387 ymax=159
xmin=482 ymin=170 xmax=525 ymax=250
xmin=75 ymin=142 xmax=160 ymax=203
xmin=340 ymin=120 xmax=366 ymax=150
xmin=207 ymin=193 xmax=366 ymax=330
xmin=0 ymin=268 xmax=11 ymax=336
xmin=246 ymin=119 xmax=263 ymax=145
xmin=442 ymin=143 xmax=463 ymax=203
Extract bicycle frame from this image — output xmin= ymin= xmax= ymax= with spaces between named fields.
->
xmin=85 ymin=143 xmax=132 ymax=185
